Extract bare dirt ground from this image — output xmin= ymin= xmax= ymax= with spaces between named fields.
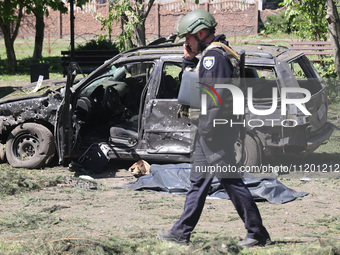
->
xmin=0 ymin=161 xmax=339 ymax=254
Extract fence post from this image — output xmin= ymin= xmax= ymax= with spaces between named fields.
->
xmin=155 ymin=3 xmax=160 ymax=38
xmin=59 ymin=11 xmax=63 ymax=38
xmin=255 ymin=1 xmax=259 ymax=34
xmin=205 ymin=2 xmax=209 ymax=12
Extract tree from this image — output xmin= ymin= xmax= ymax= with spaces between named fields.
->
xmin=0 ymin=0 xmax=90 ymax=71
xmin=283 ymin=0 xmax=328 ymax=41
xmin=27 ymin=0 xmax=91 ymax=62
xmin=326 ymin=0 xmax=340 ymax=77
xmin=0 ymin=0 xmax=33 ymax=72
xmin=26 ymin=0 xmax=68 ymax=62
xmin=97 ymin=0 xmax=155 ymax=51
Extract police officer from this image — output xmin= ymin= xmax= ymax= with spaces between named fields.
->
xmin=157 ymin=9 xmax=271 ymax=247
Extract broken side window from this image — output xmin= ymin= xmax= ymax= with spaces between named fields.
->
xmin=157 ymin=62 xmax=182 ymax=99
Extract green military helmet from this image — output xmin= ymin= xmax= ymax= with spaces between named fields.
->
xmin=177 ymin=9 xmax=217 ymax=38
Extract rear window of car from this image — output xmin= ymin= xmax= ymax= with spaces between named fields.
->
xmin=288 ymin=56 xmax=323 ymax=95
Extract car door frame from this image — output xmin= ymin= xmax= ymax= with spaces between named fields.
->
xmin=55 ymin=63 xmax=79 ymax=164
xmin=141 ymin=59 xmax=196 ymax=155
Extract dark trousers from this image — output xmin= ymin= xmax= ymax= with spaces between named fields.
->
xmin=171 ymin=129 xmax=269 ymax=240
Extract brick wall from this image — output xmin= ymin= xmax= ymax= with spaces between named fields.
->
xmin=18 ymin=0 xmax=258 ymax=40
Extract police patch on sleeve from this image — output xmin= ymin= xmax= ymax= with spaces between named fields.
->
xmin=203 ymin=56 xmax=215 ymax=70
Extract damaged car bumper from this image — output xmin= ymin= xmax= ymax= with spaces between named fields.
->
xmin=306 ymin=122 xmax=334 ymax=153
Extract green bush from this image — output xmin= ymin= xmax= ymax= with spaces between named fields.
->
xmin=314 ymin=59 xmax=340 ymax=104
xmin=262 ymin=10 xmax=305 ymax=35
xmin=314 ymin=59 xmax=337 ymax=79
xmin=75 ymin=37 xmax=118 ymax=51
xmin=262 ymin=10 xmax=291 ymax=34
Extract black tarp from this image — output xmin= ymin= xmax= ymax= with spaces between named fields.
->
xmin=124 ymin=163 xmax=308 ymax=204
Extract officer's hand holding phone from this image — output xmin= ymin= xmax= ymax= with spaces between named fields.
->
xmin=184 ymin=44 xmax=198 ymax=60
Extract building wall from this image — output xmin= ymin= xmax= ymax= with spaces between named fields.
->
xmin=18 ymin=0 xmax=258 ymax=40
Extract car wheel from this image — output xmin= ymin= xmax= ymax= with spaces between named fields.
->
xmin=6 ymin=123 xmax=56 ymax=168
xmin=235 ymin=133 xmax=261 ymax=167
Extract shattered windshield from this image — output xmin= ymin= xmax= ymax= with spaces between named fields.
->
xmin=72 ymin=64 xmax=123 ymax=90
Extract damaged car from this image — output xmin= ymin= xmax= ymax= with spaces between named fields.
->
xmin=0 ymin=43 xmax=334 ymax=168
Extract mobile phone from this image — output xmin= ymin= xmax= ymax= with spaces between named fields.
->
xmin=185 ymin=44 xmax=192 ymax=53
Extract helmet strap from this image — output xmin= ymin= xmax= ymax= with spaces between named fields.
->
xmin=194 ymin=31 xmax=213 ymax=52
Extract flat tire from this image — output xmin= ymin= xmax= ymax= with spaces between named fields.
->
xmin=6 ymin=123 xmax=55 ymax=168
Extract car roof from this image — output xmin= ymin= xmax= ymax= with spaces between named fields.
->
xmin=114 ymin=42 xmax=304 ymax=67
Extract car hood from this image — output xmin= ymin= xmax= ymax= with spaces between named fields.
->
xmin=0 ymin=78 xmax=70 ymax=104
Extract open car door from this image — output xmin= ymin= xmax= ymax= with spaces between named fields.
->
xmin=55 ymin=63 xmax=78 ymax=164
xmin=143 ymin=61 xmax=196 ymax=155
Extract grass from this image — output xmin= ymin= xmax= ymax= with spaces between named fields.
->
xmin=0 ymin=37 xmax=88 ymax=82
xmin=2 ymin=222 xmax=338 ymax=255
xmin=0 ymin=165 xmax=339 ymax=254
xmin=317 ymin=102 xmax=340 ymax=154
xmin=225 ymin=33 xmax=300 ymax=47
xmin=0 ymin=56 xmax=65 ymax=82
xmin=0 ymin=165 xmax=65 ymax=196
